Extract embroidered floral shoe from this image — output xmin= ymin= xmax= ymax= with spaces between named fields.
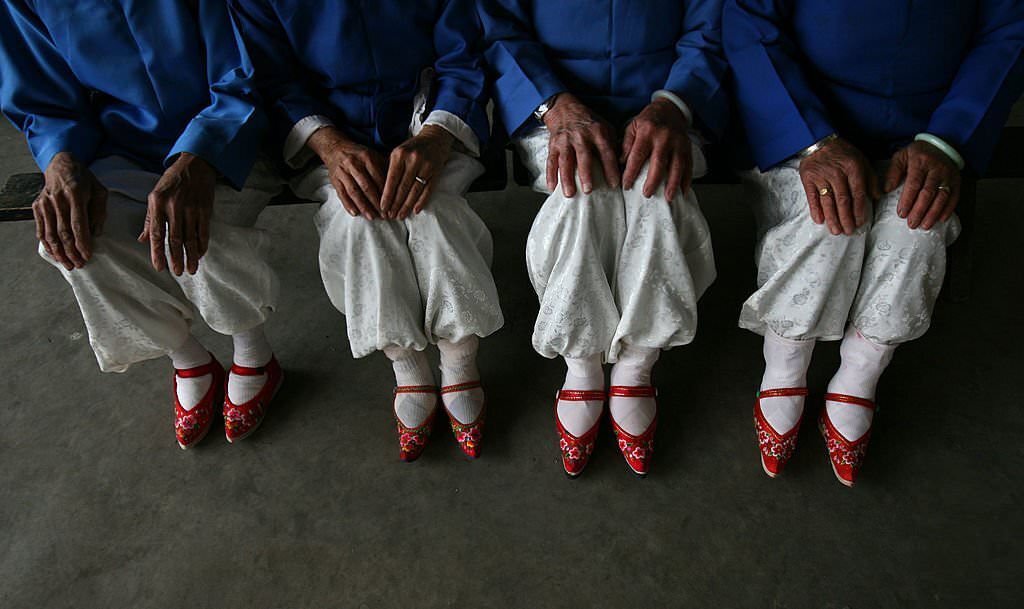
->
xmin=394 ymin=385 xmax=439 ymax=462
xmin=819 ymin=392 xmax=876 ymax=487
xmin=754 ymin=387 xmax=809 ymax=478
xmin=440 ymin=381 xmax=486 ymax=459
xmin=224 ymin=356 xmax=283 ymax=443
xmin=174 ymin=355 xmax=226 ymax=450
xmin=608 ymin=385 xmax=658 ymax=477
xmin=556 ymin=390 xmax=606 ymax=477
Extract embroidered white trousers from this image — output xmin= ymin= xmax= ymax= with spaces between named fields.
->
xmin=39 ymin=156 xmax=281 ymax=373
xmin=293 ymin=152 xmax=504 ymax=359
xmin=739 ymin=160 xmax=961 ymax=345
xmin=516 ymin=128 xmax=716 ymax=362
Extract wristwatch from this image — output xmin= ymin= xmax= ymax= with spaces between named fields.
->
xmin=533 ymin=93 xmax=561 ymax=122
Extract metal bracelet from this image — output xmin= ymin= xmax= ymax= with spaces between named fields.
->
xmin=797 ymin=133 xmax=839 ymax=160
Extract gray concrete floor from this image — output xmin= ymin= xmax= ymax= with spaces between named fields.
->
xmin=1 ymin=119 xmax=1023 ymax=608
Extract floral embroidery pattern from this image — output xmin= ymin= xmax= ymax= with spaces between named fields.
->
xmin=612 ymin=425 xmax=655 ymax=474
xmin=397 ymin=419 xmax=433 ymax=462
xmin=558 ymin=433 xmax=596 ymax=475
xmin=175 ymin=404 xmax=212 ymax=447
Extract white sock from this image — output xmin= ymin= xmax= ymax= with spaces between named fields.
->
xmin=825 ymin=326 xmax=896 ymax=441
xmin=228 ymin=325 xmax=273 ymax=405
xmin=438 ymin=336 xmax=484 ymax=425
xmin=169 ymin=335 xmax=213 ymax=411
xmin=759 ymin=330 xmax=816 ymax=434
xmin=384 ymin=346 xmax=437 ymax=428
xmin=557 ymin=354 xmax=605 ymax=437
xmin=609 ymin=345 xmax=659 ymax=435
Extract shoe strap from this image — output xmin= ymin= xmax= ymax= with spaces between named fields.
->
xmin=395 ymin=385 xmax=440 ymax=395
xmin=824 ymin=392 xmax=876 ymax=410
xmin=230 ymin=358 xmax=273 ymax=377
xmin=557 ymin=389 xmax=607 ymax=402
xmin=609 ymin=385 xmax=657 ymax=398
xmin=758 ymin=387 xmax=809 ymax=399
xmin=440 ymin=380 xmax=482 ymax=394
xmin=176 ymin=358 xmax=218 ymax=379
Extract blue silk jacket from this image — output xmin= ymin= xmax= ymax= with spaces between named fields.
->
xmin=723 ymin=0 xmax=1024 ymax=172
xmin=477 ymin=0 xmax=729 ymax=137
xmin=0 ymin=0 xmax=265 ymax=188
xmin=228 ymin=0 xmax=490 ymax=151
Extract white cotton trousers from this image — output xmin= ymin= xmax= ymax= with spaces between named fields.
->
xmin=292 ymin=152 xmax=504 ymax=359
xmin=739 ymin=160 xmax=961 ymax=345
xmin=39 ymin=156 xmax=281 ymax=373
xmin=515 ymin=127 xmax=716 ymax=362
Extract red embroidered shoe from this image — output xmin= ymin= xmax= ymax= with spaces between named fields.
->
xmin=754 ymin=387 xmax=809 ymax=478
xmin=441 ymin=381 xmax=486 ymax=459
xmin=394 ymin=385 xmax=439 ymax=462
xmin=819 ymin=392 xmax=876 ymax=487
xmin=223 ymin=356 xmax=283 ymax=443
xmin=174 ymin=355 xmax=225 ymax=450
xmin=609 ymin=385 xmax=658 ymax=477
xmin=555 ymin=389 xmax=606 ymax=477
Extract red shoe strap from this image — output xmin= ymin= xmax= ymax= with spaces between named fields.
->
xmin=395 ymin=385 xmax=439 ymax=395
xmin=609 ymin=385 xmax=657 ymax=398
xmin=440 ymin=380 xmax=482 ymax=394
xmin=176 ymin=358 xmax=218 ymax=379
xmin=758 ymin=387 xmax=809 ymax=399
xmin=824 ymin=392 xmax=876 ymax=410
xmin=230 ymin=361 xmax=270 ymax=377
xmin=557 ymin=389 xmax=607 ymax=402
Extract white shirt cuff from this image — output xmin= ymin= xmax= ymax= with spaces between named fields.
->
xmin=652 ymin=90 xmax=693 ymax=126
xmin=284 ymin=114 xmax=335 ymax=168
xmin=423 ymin=110 xmax=480 ymax=157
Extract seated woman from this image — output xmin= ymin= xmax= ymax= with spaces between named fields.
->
xmin=0 ymin=0 xmax=283 ymax=449
xmin=723 ymin=0 xmax=1024 ymax=485
xmin=479 ymin=0 xmax=728 ymax=476
xmin=229 ymin=0 xmax=504 ymax=461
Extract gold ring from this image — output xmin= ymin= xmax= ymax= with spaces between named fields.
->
xmin=819 ymin=187 xmax=831 ymax=197
xmin=936 ymin=184 xmax=951 ymax=193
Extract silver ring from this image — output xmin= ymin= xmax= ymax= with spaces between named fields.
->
xmin=936 ymin=184 xmax=951 ymax=193
xmin=414 ymin=176 xmax=428 ymax=186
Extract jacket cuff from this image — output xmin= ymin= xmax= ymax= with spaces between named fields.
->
xmin=284 ymin=115 xmax=335 ymax=169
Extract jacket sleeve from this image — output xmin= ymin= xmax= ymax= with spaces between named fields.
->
xmin=664 ymin=0 xmax=730 ymax=138
xmin=167 ymin=0 xmax=267 ymax=189
xmin=0 ymin=0 xmax=103 ymax=171
xmin=431 ymin=0 xmax=491 ymax=149
xmin=227 ymin=0 xmax=336 ymax=147
xmin=925 ymin=0 xmax=1024 ymax=174
xmin=722 ymin=0 xmax=835 ymax=170
xmin=477 ymin=0 xmax=566 ymax=136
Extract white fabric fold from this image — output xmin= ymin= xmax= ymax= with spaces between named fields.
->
xmin=284 ymin=114 xmax=335 ymax=169
xmin=739 ymin=160 xmax=961 ymax=344
xmin=39 ymin=156 xmax=282 ymax=373
xmin=516 ymin=127 xmax=716 ymax=362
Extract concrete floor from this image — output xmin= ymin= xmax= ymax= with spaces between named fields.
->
xmin=1 ymin=119 xmax=1023 ymax=609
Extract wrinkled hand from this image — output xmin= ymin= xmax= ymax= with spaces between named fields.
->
xmin=542 ymin=93 xmax=620 ymax=197
xmin=137 ymin=153 xmax=216 ymax=276
xmin=33 ymin=152 xmax=108 ymax=270
xmin=884 ymin=141 xmax=961 ymax=231
xmin=380 ymin=125 xmax=454 ymax=220
xmin=621 ymin=98 xmax=692 ymax=201
xmin=308 ymin=126 xmax=387 ymax=220
xmin=798 ymin=137 xmax=882 ymax=235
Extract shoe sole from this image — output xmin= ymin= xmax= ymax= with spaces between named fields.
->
xmin=226 ymin=372 xmax=284 ymax=444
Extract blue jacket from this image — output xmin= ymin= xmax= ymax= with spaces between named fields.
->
xmin=228 ymin=0 xmax=490 ymax=152
xmin=478 ymin=0 xmax=729 ymax=138
xmin=0 ymin=0 xmax=265 ymax=188
xmin=723 ymin=0 xmax=1024 ymax=173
